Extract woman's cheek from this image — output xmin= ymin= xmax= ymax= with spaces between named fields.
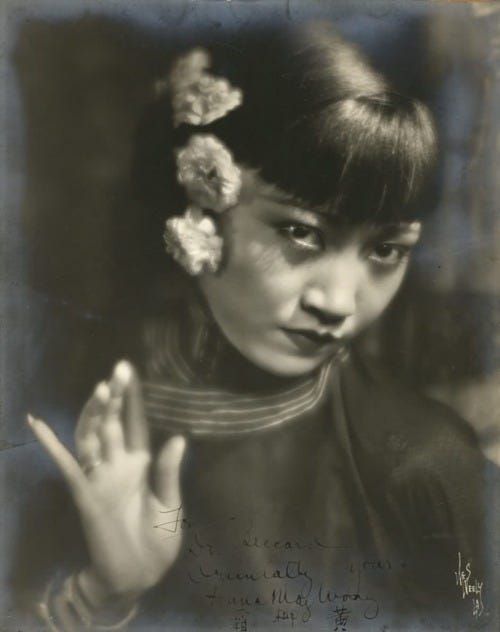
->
xmin=359 ymin=269 xmax=407 ymax=329
xmin=245 ymin=239 xmax=282 ymax=273
xmin=231 ymin=233 xmax=294 ymax=285
xmin=235 ymin=242 xmax=303 ymax=315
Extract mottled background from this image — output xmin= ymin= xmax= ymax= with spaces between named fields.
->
xmin=1 ymin=0 xmax=499 ymax=626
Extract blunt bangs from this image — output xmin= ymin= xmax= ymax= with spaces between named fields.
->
xmin=254 ymin=91 xmax=438 ymax=225
xmin=203 ymin=23 xmax=439 ymax=225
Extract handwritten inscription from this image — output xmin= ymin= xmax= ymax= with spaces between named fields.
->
xmin=154 ymin=505 xmax=236 ymax=540
xmin=155 ymin=510 xmax=413 ymax=628
xmin=188 ymin=547 xmax=384 ymax=628
xmin=454 ymin=552 xmax=484 ymax=618
xmin=330 ymin=604 xmax=350 ymax=632
xmin=190 ymin=559 xmax=313 ymax=588
xmin=232 ymin=611 xmax=249 ymax=631
xmin=242 ymin=535 xmax=352 ymax=552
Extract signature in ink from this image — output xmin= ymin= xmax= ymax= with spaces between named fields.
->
xmin=153 ymin=505 xmax=184 ymax=534
xmin=242 ymin=534 xmax=352 ymax=552
xmin=319 ymin=569 xmax=379 ymax=621
xmin=319 ymin=586 xmax=378 ymax=621
xmin=330 ymin=604 xmax=350 ymax=632
xmin=232 ymin=610 xmax=249 ymax=631
xmin=190 ymin=559 xmax=313 ymax=592
xmin=153 ymin=505 xmax=236 ymax=539
xmin=454 ymin=551 xmax=484 ymax=618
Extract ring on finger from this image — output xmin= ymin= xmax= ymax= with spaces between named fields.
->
xmin=81 ymin=457 xmax=103 ymax=475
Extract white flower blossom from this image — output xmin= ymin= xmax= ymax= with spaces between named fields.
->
xmin=169 ymin=48 xmax=210 ymax=90
xmin=163 ymin=206 xmax=223 ymax=276
xmin=176 ymin=134 xmax=242 ymax=212
xmin=172 ymin=75 xmax=243 ymax=127
xmin=167 ymin=48 xmax=242 ymax=127
xmin=154 ymin=49 xmax=210 ymax=98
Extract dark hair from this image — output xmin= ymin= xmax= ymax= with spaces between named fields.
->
xmin=135 ymin=22 xmax=437 ymax=223
xmin=210 ymin=22 xmax=438 ymax=223
xmin=130 ymin=22 xmax=438 ymax=299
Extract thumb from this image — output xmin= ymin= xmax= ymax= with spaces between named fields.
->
xmin=155 ymin=435 xmax=186 ymax=507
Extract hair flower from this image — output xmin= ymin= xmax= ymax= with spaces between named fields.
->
xmin=168 ymin=48 xmax=243 ymax=127
xmin=176 ymin=134 xmax=242 ymax=212
xmin=163 ymin=206 xmax=223 ymax=276
xmin=169 ymin=48 xmax=211 ymax=89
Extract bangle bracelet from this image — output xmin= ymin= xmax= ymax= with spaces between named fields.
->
xmin=74 ymin=572 xmax=139 ymax=630
xmin=36 ymin=578 xmax=63 ymax=632
xmin=37 ymin=573 xmax=139 ymax=631
xmin=74 ymin=571 xmax=139 ymax=629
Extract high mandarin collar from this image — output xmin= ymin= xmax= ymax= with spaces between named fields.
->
xmin=141 ymin=298 xmax=346 ymax=436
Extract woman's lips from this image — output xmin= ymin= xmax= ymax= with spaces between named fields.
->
xmin=280 ymin=328 xmax=341 ymax=354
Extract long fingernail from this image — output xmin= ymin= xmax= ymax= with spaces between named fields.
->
xmin=114 ymin=360 xmax=132 ymax=385
xmin=26 ymin=413 xmax=42 ymax=427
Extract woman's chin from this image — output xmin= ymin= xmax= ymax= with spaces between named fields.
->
xmin=241 ymin=347 xmax=328 ymax=378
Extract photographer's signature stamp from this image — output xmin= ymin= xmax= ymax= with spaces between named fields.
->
xmin=454 ymin=552 xmax=484 ymax=618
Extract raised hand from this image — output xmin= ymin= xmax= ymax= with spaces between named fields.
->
xmin=28 ymin=360 xmax=186 ymax=609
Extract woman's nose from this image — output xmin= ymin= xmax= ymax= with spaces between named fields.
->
xmin=300 ymin=267 xmax=357 ymax=326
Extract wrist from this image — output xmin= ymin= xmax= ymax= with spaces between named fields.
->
xmin=77 ymin=567 xmax=142 ymax=613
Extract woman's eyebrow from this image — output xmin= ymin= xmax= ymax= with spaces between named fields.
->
xmin=367 ymin=222 xmax=421 ymax=240
xmin=258 ymin=191 xmax=298 ymax=209
xmin=258 ymin=195 xmax=324 ymax=224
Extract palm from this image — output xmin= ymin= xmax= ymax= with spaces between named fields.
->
xmin=81 ymin=452 xmax=182 ymax=595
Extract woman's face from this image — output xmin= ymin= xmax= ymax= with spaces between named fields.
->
xmin=199 ymin=177 xmax=421 ymax=377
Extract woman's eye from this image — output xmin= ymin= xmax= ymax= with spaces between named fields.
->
xmin=369 ymin=242 xmax=411 ymax=266
xmin=278 ymin=223 xmax=323 ymax=250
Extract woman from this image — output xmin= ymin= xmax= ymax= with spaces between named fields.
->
xmin=26 ymin=22 xmax=492 ymax=631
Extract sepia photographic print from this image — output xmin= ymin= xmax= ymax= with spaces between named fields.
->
xmin=1 ymin=1 xmax=499 ymax=630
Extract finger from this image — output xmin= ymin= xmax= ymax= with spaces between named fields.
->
xmin=106 ymin=370 xmax=126 ymax=421
xmin=155 ymin=435 xmax=186 ymax=507
xmin=75 ymin=382 xmax=110 ymax=441
xmin=97 ymin=363 xmax=127 ymax=460
xmin=121 ymin=361 xmax=149 ymax=451
xmin=27 ymin=414 xmax=88 ymax=502
xmin=75 ymin=383 xmax=110 ymax=463
xmin=77 ymin=431 xmax=101 ymax=467
xmin=98 ymin=416 xmax=125 ymax=461
xmin=104 ymin=359 xmax=137 ymax=424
